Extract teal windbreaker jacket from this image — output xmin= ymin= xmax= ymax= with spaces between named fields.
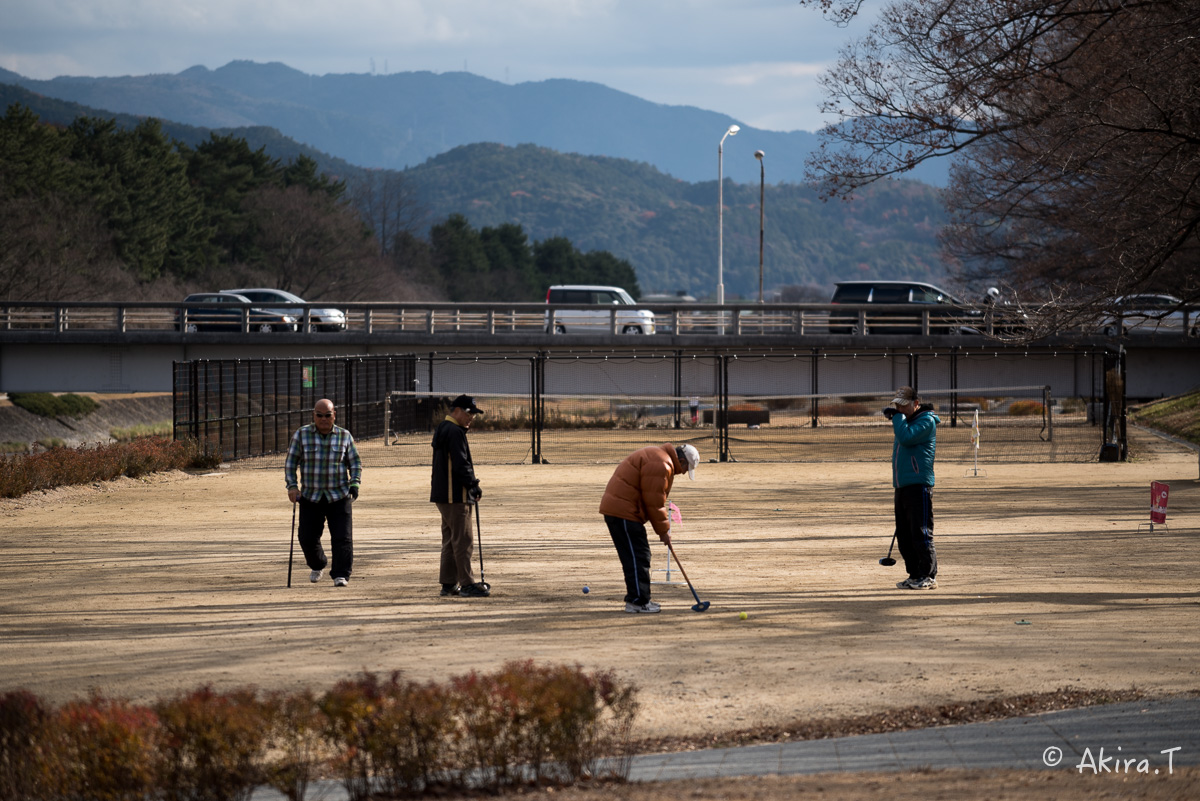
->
xmin=891 ymin=405 xmax=939 ymax=488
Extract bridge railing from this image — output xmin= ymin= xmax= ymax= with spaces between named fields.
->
xmin=1 ymin=299 xmax=1196 ymax=340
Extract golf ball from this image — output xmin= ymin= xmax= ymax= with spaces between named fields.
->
xmin=582 ymin=586 xmax=590 ymax=594
xmin=738 ymin=611 xmax=748 ymax=620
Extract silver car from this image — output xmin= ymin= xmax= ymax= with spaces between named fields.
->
xmin=221 ymin=288 xmax=347 ymax=332
xmin=1099 ymin=294 xmax=1196 ymax=337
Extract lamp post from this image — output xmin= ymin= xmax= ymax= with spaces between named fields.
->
xmin=717 ymin=124 xmax=739 ymax=308
xmin=755 ymin=149 xmax=765 ymax=303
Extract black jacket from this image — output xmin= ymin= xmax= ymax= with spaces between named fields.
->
xmin=430 ymin=416 xmax=478 ymax=504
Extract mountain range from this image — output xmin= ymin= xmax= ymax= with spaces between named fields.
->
xmin=0 ymin=60 xmax=948 ymax=187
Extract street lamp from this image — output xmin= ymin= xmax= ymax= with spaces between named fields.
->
xmin=717 ymin=124 xmax=739 ymax=307
xmin=755 ymin=149 xmax=765 ymax=303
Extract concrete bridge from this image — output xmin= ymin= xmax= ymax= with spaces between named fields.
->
xmin=0 ymin=300 xmax=1197 ymax=398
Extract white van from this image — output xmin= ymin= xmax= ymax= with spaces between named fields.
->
xmin=544 ymin=285 xmax=656 ymax=334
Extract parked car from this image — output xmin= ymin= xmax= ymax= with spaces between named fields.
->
xmin=1098 ymin=294 xmax=1196 ymax=337
xmin=221 ymin=288 xmax=347 ymax=332
xmin=545 ymin=285 xmax=656 ymax=334
xmin=827 ymin=280 xmax=979 ymax=335
xmin=178 ymin=293 xmax=298 ymax=333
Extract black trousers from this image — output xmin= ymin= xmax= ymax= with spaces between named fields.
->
xmin=605 ymin=515 xmax=652 ymax=605
xmin=894 ymin=484 xmax=936 ymax=580
xmin=298 ymin=496 xmax=353 ymax=580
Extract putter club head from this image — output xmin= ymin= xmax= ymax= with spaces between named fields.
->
xmin=879 ymin=556 xmax=897 ymax=566
xmin=692 ymin=601 xmax=711 ymax=613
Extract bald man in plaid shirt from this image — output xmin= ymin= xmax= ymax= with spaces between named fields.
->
xmin=285 ymin=398 xmax=363 ymax=587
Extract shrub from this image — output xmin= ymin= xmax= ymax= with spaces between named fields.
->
xmin=1008 ymin=400 xmax=1045 ymax=416
xmin=9 ymin=392 xmax=99 ymax=419
xmin=452 ymin=660 xmax=638 ymax=789
xmin=0 ymin=437 xmax=221 ymax=498
xmin=1 ymin=665 xmax=639 ymax=800
xmin=1060 ymin=397 xmax=1086 ymax=414
xmin=1 ymin=690 xmax=56 ymax=801
xmin=1 ymin=441 xmax=30 ymax=454
xmin=53 ymin=694 xmax=160 ymax=801
xmin=822 ymin=402 xmax=871 ymax=417
xmin=110 ymin=422 xmax=173 ymax=442
xmin=262 ymin=689 xmax=325 ymax=801
xmin=154 ymin=686 xmax=269 ymax=801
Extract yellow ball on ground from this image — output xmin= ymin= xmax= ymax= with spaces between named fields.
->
xmin=738 ymin=611 xmax=748 ymax=620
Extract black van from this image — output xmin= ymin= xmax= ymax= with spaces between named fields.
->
xmin=828 ymin=281 xmax=977 ymax=335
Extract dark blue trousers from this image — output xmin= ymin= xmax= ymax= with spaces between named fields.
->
xmin=894 ymin=484 xmax=936 ymax=580
xmin=298 ymin=496 xmax=353 ymax=580
xmin=605 ymin=515 xmax=652 ymax=605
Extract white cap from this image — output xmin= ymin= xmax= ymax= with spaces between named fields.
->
xmin=680 ymin=444 xmax=699 ymax=481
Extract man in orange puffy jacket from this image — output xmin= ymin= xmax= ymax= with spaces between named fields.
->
xmin=599 ymin=443 xmax=699 ymax=613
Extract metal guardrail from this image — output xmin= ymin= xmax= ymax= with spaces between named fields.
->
xmin=0 ymin=300 xmax=1196 ymax=340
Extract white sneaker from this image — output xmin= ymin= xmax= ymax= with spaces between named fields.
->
xmin=624 ymin=601 xmax=661 ymax=614
xmin=310 ymin=569 xmax=324 ymax=583
xmin=333 ymin=577 xmax=348 ymax=587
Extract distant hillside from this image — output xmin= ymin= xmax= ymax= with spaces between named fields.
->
xmin=2 ymin=85 xmax=951 ymax=298
xmin=406 ymin=143 xmax=948 ymax=297
xmin=0 ymin=61 xmax=949 ymax=187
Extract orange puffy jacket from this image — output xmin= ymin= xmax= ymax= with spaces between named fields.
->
xmin=598 ymin=444 xmax=685 ymax=536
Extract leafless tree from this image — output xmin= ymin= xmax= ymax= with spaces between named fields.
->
xmin=0 ymin=189 xmax=136 ymax=301
xmin=346 ymin=169 xmax=427 ymax=259
xmin=242 ymin=184 xmax=393 ymax=301
xmin=801 ymin=0 xmax=1200 ymax=335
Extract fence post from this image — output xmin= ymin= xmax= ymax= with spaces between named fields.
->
xmin=719 ymin=355 xmax=730 ymax=462
xmin=950 ymin=347 xmax=959 ymax=428
xmin=810 ymin=349 xmax=820 ymax=427
xmin=1044 ymin=385 xmax=1054 ymax=442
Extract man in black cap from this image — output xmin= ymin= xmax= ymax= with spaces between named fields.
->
xmin=430 ymin=394 xmax=490 ymax=597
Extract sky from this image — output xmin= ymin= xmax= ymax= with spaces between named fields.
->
xmin=0 ymin=0 xmax=883 ymax=133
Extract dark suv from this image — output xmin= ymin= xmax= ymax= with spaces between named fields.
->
xmin=828 ymin=280 xmax=977 ymax=335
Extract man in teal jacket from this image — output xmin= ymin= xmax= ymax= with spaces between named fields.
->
xmin=884 ymin=386 xmax=940 ymax=589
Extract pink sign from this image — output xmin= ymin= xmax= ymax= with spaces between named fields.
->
xmin=1150 ymin=482 xmax=1169 ymax=525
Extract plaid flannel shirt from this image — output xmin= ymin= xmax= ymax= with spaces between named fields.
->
xmin=284 ymin=424 xmax=362 ymax=502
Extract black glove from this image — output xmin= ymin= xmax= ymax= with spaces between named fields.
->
xmin=349 ymin=484 xmax=359 ymax=500
xmin=882 ymin=407 xmax=897 ymax=420
xmin=469 ymin=479 xmax=482 ymax=502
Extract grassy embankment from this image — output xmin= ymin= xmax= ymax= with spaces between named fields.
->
xmin=1130 ymin=390 xmax=1200 ymax=448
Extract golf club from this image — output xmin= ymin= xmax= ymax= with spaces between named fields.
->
xmin=666 ymin=541 xmax=710 ymax=612
xmin=879 ymin=533 xmax=897 ymax=566
xmin=473 ymin=498 xmax=490 ymax=592
xmin=287 ymin=501 xmax=297 ymax=587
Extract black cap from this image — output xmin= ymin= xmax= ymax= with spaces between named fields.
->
xmin=451 ymin=394 xmax=484 ymax=415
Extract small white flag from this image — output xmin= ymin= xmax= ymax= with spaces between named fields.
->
xmin=971 ymin=408 xmax=980 ymax=449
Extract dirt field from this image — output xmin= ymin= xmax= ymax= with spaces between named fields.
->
xmin=2 ymin=427 xmax=1198 ymax=799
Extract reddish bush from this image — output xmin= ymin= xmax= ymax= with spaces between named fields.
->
xmin=0 ymin=437 xmax=220 ymax=498
xmin=0 ymin=664 xmax=639 ymax=800
xmin=822 ymin=402 xmax=871 ymax=417
xmin=452 ymin=660 xmax=638 ymax=788
xmin=53 ymin=694 xmax=160 ymax=801
xmin=319 ymin=671 xmax=459 ymax=800
xmin=154 ymin=686 xmax=269 ymax=801
xmin=1008 ymin=400 xmax=1045 ymax=417
xmin=1 ymin=690 xmax=56 ymax=800
xmin=262 ymin=689 xmax=325 ymax=801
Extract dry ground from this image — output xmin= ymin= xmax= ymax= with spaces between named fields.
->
xmin=2 ymin=427 xmax=1198 ymax=800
